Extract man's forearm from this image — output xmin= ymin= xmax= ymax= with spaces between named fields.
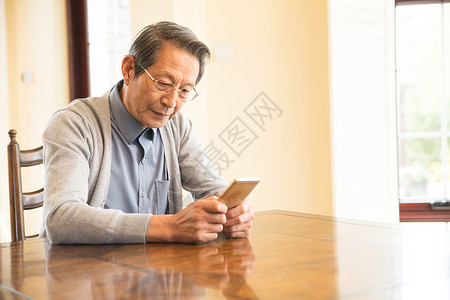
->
xmin=45 ymin=202 xmax=150 ymax=244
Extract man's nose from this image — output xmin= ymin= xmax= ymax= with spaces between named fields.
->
xmin=161 ymin=91 xmax=177 ymax=108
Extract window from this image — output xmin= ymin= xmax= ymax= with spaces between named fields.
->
xmin=87 ymin=0 xmax=131 ymax=96
xmin=396 ymin=1 xmax=450 ymax=202
xmin=396 ymin=0 xmax=450 ymax=220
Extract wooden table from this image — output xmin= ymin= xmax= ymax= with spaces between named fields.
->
xmin=1 ymin=210 xmax=450 ymax=299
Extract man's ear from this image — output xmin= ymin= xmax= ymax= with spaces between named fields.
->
xmin=121 ymin=55 xmax=135 ymax=85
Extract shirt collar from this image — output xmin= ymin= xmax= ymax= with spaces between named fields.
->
xmin=109 ymin=80 xmax=155 ymax=144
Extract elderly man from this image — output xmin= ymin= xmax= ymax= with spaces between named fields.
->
xmin=41 ymin=21 xmax=254 ymax=244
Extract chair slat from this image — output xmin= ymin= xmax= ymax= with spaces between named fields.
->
xmin=23 ymin=188 xmax=44 ymax=210
xmin=20 ymin=146 xmax=43 ymax=167
xmin=25 ymin=233 xmax=39 ymax=238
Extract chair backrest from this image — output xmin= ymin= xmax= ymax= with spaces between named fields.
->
xmin=7 ymin=129 xmax=44 ymax=242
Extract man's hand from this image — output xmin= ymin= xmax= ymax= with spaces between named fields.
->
xmin=222 ymin=200 xmax=255 ymax=238
xmin=146 ymin=197 xmax=227 ymax=243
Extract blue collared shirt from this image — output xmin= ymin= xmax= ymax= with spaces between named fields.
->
xmin=105 ymin=81 xmax=168 ymax=214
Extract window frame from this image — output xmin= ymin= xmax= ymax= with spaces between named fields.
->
xmin=66 ymin=0 xmax=90 ymax=100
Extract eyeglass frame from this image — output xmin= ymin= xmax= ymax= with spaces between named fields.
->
xmin=139 ymin=65 xmax=198 ymax=102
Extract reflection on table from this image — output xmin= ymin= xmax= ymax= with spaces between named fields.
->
xmin=46 ymin=237 xmax=256 ymax=299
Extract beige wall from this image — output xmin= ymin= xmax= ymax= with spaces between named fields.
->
xmin=0 ymin=0 xmax=69 ymax=242
xmin=0 ymin=0 xmax=10 ymax=242
xmin=6 ymin=0 xmax=69 ymax=145
xmin=205 ymin=0 xmax=332 ymax=214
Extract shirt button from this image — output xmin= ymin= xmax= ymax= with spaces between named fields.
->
xmin=142 ymin=159 xmax=146 ymax=164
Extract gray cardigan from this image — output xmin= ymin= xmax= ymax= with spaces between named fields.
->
xmin=41 ymin=92 xmax=227 ymax=244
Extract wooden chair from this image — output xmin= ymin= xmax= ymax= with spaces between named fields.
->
xmin=7 ymin=129 xmax=44 ymax=242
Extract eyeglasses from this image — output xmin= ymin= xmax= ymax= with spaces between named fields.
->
xmin=140 ymin=65 xmax=198 ymax=102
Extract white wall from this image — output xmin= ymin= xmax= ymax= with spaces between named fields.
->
xmin=329 ymin=0 xmax=399 ymax=223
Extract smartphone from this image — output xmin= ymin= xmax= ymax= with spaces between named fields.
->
xmin=218 ymin=177 xmax=261 ymax=209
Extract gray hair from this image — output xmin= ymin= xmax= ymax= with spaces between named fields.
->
xmin=128 ymin=21 xmax=210 ymax=85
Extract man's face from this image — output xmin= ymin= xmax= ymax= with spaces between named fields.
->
xmin=121 ymin=42 xmax=200 ymax=128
